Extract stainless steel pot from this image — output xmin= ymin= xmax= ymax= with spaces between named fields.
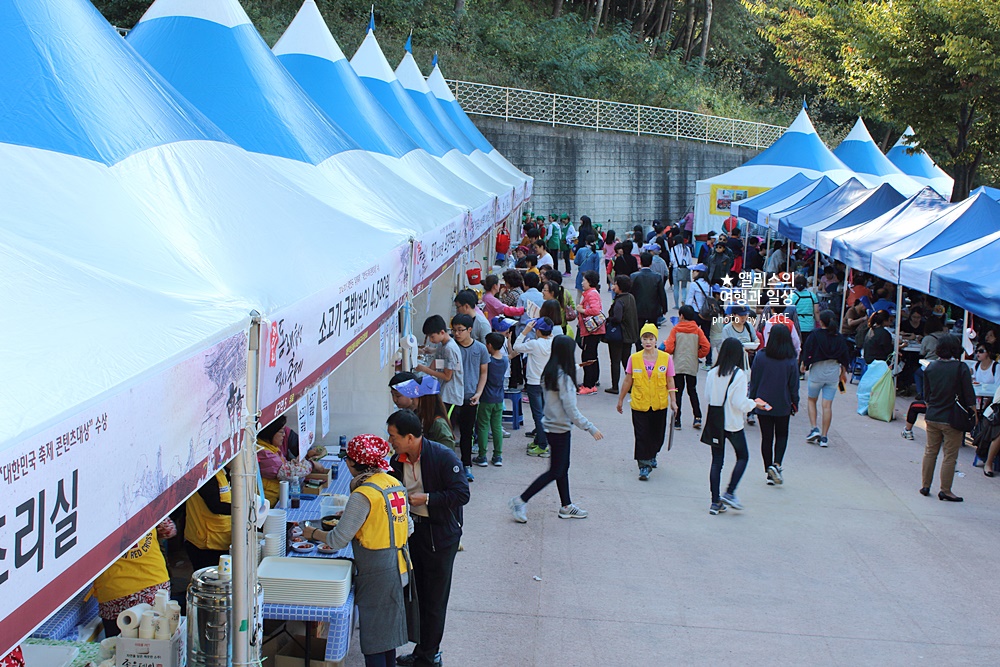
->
xmin=187 ymin=567 xmax=232 ymax=667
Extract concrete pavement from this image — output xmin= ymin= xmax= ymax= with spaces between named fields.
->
xmin=360 ymin=288 xmax=1000 ymax=666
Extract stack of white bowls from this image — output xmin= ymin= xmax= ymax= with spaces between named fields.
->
xmin=262 ymin=509 xmax=286 ymax=558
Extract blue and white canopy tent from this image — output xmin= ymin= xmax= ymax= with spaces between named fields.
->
xmin=695 ymin=105 xmax=859 ymax=235
xmin=763 ymin=176 xmax=841 ymax=232
xmin=827 ymin=188 xmax=952 ymax=273
xmin=350 ymin=21 xmax=513 ymax=225
xmin=833 ymin=118 xmax=922 ymax=196
xmin=394 ymin=45 xmax=525 ymax=206
xmin=425 ymin=62 xmax=533 ymax=199
xmin=729 ymin=172 xmax=817 ymax=226
xmin=798 ymin=182 xmax=908 ymax=250
xmin=271 ymin=0 xmax=495 ymax=219
xmin=776 ymin=178 xmax=876 ymax=241
xmin=886 ymin=126 xmax=954 ymax=199
xmin=0 ymin=0 xmax=416 ymax=654
xmin=127 ymin=0 xmax=466 ymax=241
xmin=971 ymin=185 xmax=1000 ymax=201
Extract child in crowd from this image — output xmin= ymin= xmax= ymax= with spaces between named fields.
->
xmin=525 ymin=254 xmax=540 ymax=276
xmin=475 ymin=333 xmax=510 ymax=467
xmin=452 ymin=314 xmax=489 ymax=482
xmin=511 ymin=317 xmax=555 ymax=456
xmin=414 ymin=315 xmax=464 ymax=418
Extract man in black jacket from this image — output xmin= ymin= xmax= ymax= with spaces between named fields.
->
xmin=388 ymin=410 xmax=470 ymax=667
xmin=630 ymin=252 xmax=667 ymax=330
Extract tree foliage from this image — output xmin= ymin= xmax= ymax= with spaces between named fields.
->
xmin=750 ymin=0 xmax=1000 ymax=200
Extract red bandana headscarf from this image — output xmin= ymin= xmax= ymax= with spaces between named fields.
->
xmin=347 ymin=434 xmax=391 ymax=471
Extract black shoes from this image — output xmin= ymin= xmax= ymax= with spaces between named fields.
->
xmin=938 ymin=492 xmax=964 ymax=502
xmin=919 ymin=487 xmax=930 ymax=496
xmin=396 ymin=653 xmax=442 ymax=667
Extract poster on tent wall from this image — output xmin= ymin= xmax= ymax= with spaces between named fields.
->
xmin=709 ymin=184 xmax=770 ymax=217
xmin=524 ymin=177 xmax=533 ymax=202
xmin=258 ymin=244 xmax=411 ymax=426
xmin=412 ymin=212 xmax=467 ymax=294
xmin=496 ymin=190 xmax=514 ymax=232
xmin=0 ymin=332 xmax=247 ymax=657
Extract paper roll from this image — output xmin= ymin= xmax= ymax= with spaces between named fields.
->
xmin=117 ymin=603 xmax=153 ymax=634
xmin=99 ymin=638 xmax=116 ymax=659
xmin=278 ymin=480 xmax=290 ymax=509
xmin=138 ymin=610 xmax=158 ymax=639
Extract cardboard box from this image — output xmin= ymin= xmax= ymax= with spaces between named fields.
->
xmin=116 ymin=618 xmax=187 ymax=667
xmin=302 ymin=468 xmax=331 ymax=495
xmin=274 ymin=634 xmax=344 ymax=667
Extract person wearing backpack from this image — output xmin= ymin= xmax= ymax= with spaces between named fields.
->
xmin=685 ymin=263 xmax=715 ymax=340
xmin=663 ymin=305 xmax=710 ymax=430
xmin=791 ymin=275 xmax=820 ymax=356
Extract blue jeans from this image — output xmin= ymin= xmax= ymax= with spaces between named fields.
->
xmin=525 ymin=383 xmax=548 ymax=447
xmin=364 ymin=650 xmax=396 ymax=667
xmin=914 ymin=366 xmax=925 ymax=399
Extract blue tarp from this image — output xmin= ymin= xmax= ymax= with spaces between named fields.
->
xmin=730 ymin=173 xmax=816 ymax=224
xmin=766 ymin=176 xmax=840 ymax=231
xmin=776 ymin=178 xmax=871 ymax=242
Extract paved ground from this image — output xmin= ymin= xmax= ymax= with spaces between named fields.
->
xmin=351 ymin=289 xmax=1000 ymax=666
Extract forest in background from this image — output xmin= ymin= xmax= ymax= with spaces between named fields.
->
xmin=96 ymin=0 xmax=848 ymax=136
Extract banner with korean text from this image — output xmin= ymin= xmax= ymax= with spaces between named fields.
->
xmin=0 ymin=332 xmax=248 ymax=657
xmin=258 ymin=244 xmax=411 ymax=425
xmin=412 ymin=212 xmax=466 ymax=294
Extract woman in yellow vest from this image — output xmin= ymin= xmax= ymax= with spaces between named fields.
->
xmin=256 ymin=416 xmax=288 ymax=507
xmin=616 ymin=323 xmax=678 ymax=481
xmin=184 ymin=468 xmax=232 ymax=572
xmin=92 ymin=521 xmax=172 ymax=637
xmin=302 ymin=435 xmax=411 ymax=667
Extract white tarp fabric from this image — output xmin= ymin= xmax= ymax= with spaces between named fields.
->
xmin=833 ymin=118 xmax=921 ymax=196
xmin=425 ymin=63 xmax=533 ymax=200
xmin=0 ymin=0 xmax=424 ymax=652
xmin=695 ymin=106 xmax=859 ymax=235
xmin=885 ymin=126 xmax=954 ymax=199
xmin=350 ymin=26 xmax=513 ymax=226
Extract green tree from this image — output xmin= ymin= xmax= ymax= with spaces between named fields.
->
xmin=750 ymin=0 xmax=1000 ymax=201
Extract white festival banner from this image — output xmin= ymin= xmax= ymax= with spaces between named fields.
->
xmin=259 ymin=245 xmax=411 ymax=425
xmin=0 ymin=332 xmax=248 ymax=657
xmin=412 ymin=212 xmax=466 ymax=293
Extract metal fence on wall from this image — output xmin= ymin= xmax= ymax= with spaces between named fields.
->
xmin=447 ymin=80 xmax=784 ymax=150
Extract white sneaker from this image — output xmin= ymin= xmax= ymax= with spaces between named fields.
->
xmin=806 ymin=427 xmax=821 ymax=443
xmin=901 ymin=429 xmax=914 ymax=440
xmin=558 ymin=504 xmax=588 ymax=519
xmin=508 ymin=496 xmax=527 ymax=523
xmin=767 ymin=465 xmax=783 ymax=485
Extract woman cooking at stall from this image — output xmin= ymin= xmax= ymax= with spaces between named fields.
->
xmin=256 ymin=416 xmax=288 ymax=507
xmin=302 ymin=435 xmax=412 ymax=667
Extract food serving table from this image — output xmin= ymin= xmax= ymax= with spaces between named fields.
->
xmin=263 ymin=457 xmax=356 ymax=666
xmin=29 ymin=589 xmax=98 ymax=641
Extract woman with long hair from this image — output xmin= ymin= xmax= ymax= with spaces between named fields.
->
xmin=538 ymin=298 xmax=565 ymax=335
xmin=602 ymin=229 xmax=618 ymax=287
xmin=605 ymin=274 xmax=640 ymax=394
xmin=749 ymin=323 xmax=799 ymax=485
xmin=921 ymin=335 xmax=976 ymax=501
xmin=575 ymin=271 xmax=605 ymax=394
xmin=508 ymin=336 xmax=603 ymax=522
xmin=801 ymin=310 xmax=851 ymax=447
xmin=704 ymin=338 xmax=771 ymax=514
xmin=613 ymin=240 xmax=639 ymax=277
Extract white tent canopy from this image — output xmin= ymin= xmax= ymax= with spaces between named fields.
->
xmin=885 ymin=126 xmax=954 ymax=198
xmin=695 ymin=107 xmax=860 ymax=235
xmin=833 ymin=118 xmax=921 ymax=195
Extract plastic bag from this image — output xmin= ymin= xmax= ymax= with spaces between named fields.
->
xmin=868 ymin=368 xmax=896 ymax=422
xmin=856 ymin=360 xmax=889 ymax=416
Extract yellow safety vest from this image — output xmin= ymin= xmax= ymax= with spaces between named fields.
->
xmin=91 ymin=530 xmax=169 ymax=603
xmin=629 ymin=350 xmax=671 ymax=412
xmin=185 ymin=470 xmax=232 ymax=552
xmin=354 ymin=473 xmax=410 ymax=575
xmin=258 ymin=438 xmax=282 ymax=506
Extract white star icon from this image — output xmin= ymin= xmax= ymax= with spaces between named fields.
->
xmin=721 ymin=275 xmax=733 ymax=287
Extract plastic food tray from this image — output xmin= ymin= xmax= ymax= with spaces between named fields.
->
xmin=258 ymin=557 xmax=353 ymax=607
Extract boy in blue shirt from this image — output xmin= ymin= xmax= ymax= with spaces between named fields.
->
xmin=474 ymin=333 xmax=510 ymax=467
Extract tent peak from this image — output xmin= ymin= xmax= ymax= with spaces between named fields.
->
xmin=842 ymin=117 xmax=874 ymax=144
xmin=272 ymin=0 xmax=346 ymax=62
xmin=138 ymin=0 xmax=252 ymax=29
xmin=786 ymin=107 xmax=819 ymax=136
xmin=426 ymin=64 xmax=456 ymax=102
xmin=368 ymin=6 xmax=375 ymax=33
xmin=395 ymin=51 xmax=431 ymax=94
xmin=350 ymin=28 xmax=396 ymax=83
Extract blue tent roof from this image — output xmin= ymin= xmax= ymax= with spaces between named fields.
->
xmin=351 ymin=30 xmax=454 ymax=157
xmin=426 ymin=65 xmax=495 ymax=154
xmin=395 ymin=52 xmax=476 ymax=155
xmin=971 ymin=185 xmax=1000 ymax=201
xmin=776 ymin=178 xmax=874 ymax=241
xmin=829 ymin=188 xmax=951 ymax=273
xmin=798 ymin=182 xmax=907 ymax=249
xmin=730 ymin=173 xmax=816 ymax=224
xmin=766 ymin=176 xmax=840 ymax=230
xmin=272 ymin=1 xmax=416 ymax=158
xmin=925 ymin=235 xmax=1000 ymax=322
xmin=886 ymin=126 xmax=953 ymax=197
xmin=743 ymin=108 xmax=853 ymax=173
xmin=0 ymin=0 xmax=228 ymax=165
xmin=127 ymin=5 xmax=357 ymax=164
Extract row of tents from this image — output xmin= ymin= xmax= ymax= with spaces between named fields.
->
xmin=699 ymin=109 xmax=1000 ymax=324
xmin=0 ymin=0 xmax=531 ymax=653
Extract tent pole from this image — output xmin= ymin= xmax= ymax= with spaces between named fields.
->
xmin=962 ymin=310 xmax=970 ymax=358
xmin=764 ymin=224 xmax=771 ymax=275
xmin=813 ymin=250 xmax=820 ymax=289
xmin=839 ymin=267 xmax=851 ymax=336
xmin=232 ymin=312 xmax=261 ymax=667
xmin=893 ymin=286 xmax=904 ymax=379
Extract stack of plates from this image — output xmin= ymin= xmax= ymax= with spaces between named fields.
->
xmin=258 ymin=557 xmax=353 ymax=607
xmin=262 ymin=509 xmax=286 ymax=558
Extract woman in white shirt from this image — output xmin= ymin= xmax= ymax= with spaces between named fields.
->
xmin=703 ymin=338 xmax=771 ymax=515
xmin=973 ymin=343 xmax=1000 ymax=385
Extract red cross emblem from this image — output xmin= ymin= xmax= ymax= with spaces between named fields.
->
xmin=389 ymin=491 xmax=407 ymax=515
